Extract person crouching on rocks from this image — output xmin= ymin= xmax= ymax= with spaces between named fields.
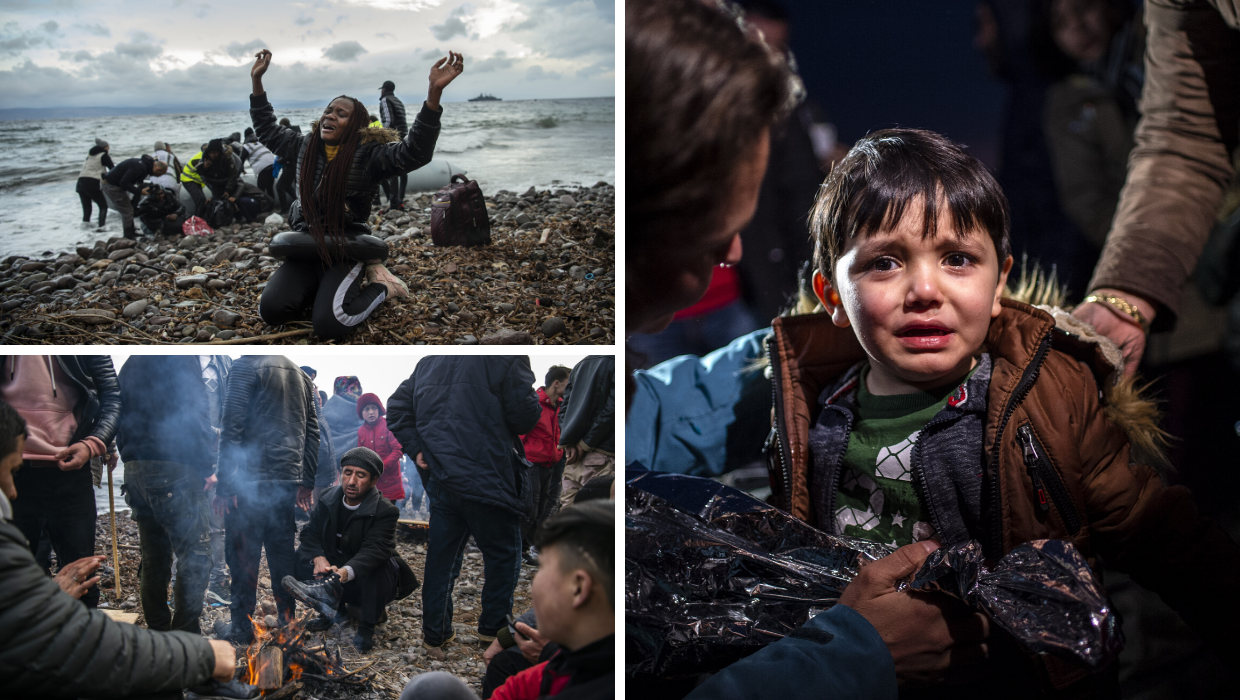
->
xmin=284 ymin=447 xmax=418 ymax=653
xmin=247 ymin=48 xmax=464 ymax=340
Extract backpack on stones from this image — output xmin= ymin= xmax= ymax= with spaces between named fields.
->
xmin=430 ymin=174 xmax=491 ymax=247
xmin=203 ymin=199 xmax=234 ymax=229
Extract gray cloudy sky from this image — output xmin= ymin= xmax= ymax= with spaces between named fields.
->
xmin=0 ymin=0 xmax=615 ymax=109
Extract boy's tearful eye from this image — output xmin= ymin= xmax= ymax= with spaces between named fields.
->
xmin=945 ymin=253 xmax=973 ymax=268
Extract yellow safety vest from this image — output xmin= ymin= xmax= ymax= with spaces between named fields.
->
xmin=181 ymin=151 xmax=206 ymax=186
xmin=369 ymin=119 xmax=382 ymax=129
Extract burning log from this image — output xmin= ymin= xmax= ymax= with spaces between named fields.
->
xmin=254 ymin=646 xmax=284 ymax=691
xmin=264 ymin=681 xmax=302 ymax=700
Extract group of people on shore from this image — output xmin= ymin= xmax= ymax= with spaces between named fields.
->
xmin=0 ymin=353 xmax=615 ymax=699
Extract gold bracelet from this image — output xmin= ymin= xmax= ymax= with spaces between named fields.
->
xmin=1081 ymin=293 xmax=1149 ymax=333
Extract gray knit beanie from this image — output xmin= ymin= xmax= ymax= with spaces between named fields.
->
xmin=341 ymin=446 xmax=383 ymax=479
xmin=95 ymin=138 xmax=108 ymax=149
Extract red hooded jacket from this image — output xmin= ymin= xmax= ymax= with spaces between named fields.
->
xmin=356 ymin=393 xmax=405 ymax=501
xmin=520 ymin=387 xmax=562 ymax=466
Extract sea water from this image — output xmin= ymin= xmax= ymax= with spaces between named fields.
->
xmin=0 ymin=97 xmax=614 ymax=258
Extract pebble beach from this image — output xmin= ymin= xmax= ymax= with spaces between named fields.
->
xmin=0 ymin=182 xmax=614 ymax=345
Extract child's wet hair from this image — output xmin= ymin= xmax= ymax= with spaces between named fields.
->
xmin=811 ymin=128 xmax=1011 ymax=278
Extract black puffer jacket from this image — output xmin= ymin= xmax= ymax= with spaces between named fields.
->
xmin=116 ymin=356 xmax=216 ymax=480
xmin=558 ymin=355 xmax=615 ymax=455
xmin=379 ymin=92 xmax=408 ymax=137
xmin=0 ymin=516 xmax=215 ymax=697
xmin=297 ymin=484 xmax=398 ymax=577
xmin=217 ymin=355 xmax=319 ymax=497
xmin=250 ymin=92 xmax=440 ymax=238
xmin=387 ymin=356 xmax=541 ymax=515
xmin=0 ymin=356 xmax=122 ymax=448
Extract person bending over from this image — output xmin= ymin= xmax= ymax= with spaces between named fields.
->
xmin=247 ymin=48 xmax=463 ymax=339
xmin=400 ymin=500 xmax=614 ymax=700
xmin=284 ymin=447 xmax=417 ymax=653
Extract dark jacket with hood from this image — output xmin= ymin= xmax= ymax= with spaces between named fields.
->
xmin=296 ymin=484 xmax=399 ymax=578
xmin=103 ymin=154 xmax=157 ymax=195
xmin=217 ymin=355 xmax=319 ymax=498
xmin=558 ymin=356 xmax=615 ymax=455
xmin=0 ymin=355 xmax=122 ymax=449
xmin=249 ymin=91 xmax=440 ymax=238
xmin=116 ymin=356 xmax=216 ymax=480
xmin=0 ymin=513 xmax=216 ymax=696
xmin=767 ymin=298 xmax=1240 ymax=691
xmin=136 ymin=188 xmax=187 ymax=235
xmin=387 ymin=356 xmax=541 ymax=515
xmin=323 ymin=392 xmax=363 ymax=474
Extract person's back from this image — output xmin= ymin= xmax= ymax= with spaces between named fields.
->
xmin=218 ymin=355 xmax=318 ymax=493
xmin=770 ymin=127 xmax=1240 ymax=693
xmin=391 ymin=356 xmax=541 ymax=513
xmin=116 ymin=356 xmax=214 ymax=475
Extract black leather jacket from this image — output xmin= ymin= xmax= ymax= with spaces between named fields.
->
xmin=558 ymin=355 xmax=615 ymax=455
xmin=217 ymin=355 xmax=319 ymax=497
xmin=0 ymin=355 xmax=122 ymax=447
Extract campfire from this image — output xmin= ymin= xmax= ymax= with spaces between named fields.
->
xmin=240 ymin=612 xmax=377 ymax=698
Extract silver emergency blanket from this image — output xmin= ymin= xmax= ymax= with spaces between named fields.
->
xmin=625 ymin=470 xmax=1123 ymax=680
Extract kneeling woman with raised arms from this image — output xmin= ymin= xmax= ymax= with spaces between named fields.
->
xmin=247 ymin=48 xmax=463 ymax=339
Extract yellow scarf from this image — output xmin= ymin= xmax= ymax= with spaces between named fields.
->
xmin=324 ymin=144 xmax=340 ymax=162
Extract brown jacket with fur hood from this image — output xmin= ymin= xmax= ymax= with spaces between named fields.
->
xmin=767 ymin=298 xmax=1240 ymax=685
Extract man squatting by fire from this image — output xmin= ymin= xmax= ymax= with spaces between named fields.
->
xmin=284 ymin=446 xmax=418 ymax=653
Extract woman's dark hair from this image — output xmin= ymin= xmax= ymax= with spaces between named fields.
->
xmin=300 ymin=95 xmax=367 ymax=263
xmin=811 ymin=128 xmax=1011 ymax=277
xmin=534 ymin=500 xmax=614 ymax=609
xmin=628 ymin=0 xmax=798 ymax=255
xmin=0 ymin=400 xmax=27 ymax=460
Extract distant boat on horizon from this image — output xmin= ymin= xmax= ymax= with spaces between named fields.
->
xmin=468 ymin=93 xmax=502 ymax=102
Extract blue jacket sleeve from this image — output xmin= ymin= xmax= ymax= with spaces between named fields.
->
xmin=685 ymin=604 xmax=897 ymax=700
xmin=627 ymin=328 xmax=771 ymax=476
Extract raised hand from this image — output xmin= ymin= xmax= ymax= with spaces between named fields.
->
xmin=251 ymin=49 xmax=272 ymax=95
xmin=426 ymin=51 xmax=463 ymax=110
xmin=252 ymin=49 xmax=273 ymax=80
xmin=429 ymin=51 xmax=464 ymax=91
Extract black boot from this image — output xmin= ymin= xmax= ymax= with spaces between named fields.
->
xmin=282 ymin=574 xmax=342 ymax=617
xmin=353 ymin=622 xmax=375 ymax=652
xmin=304 ymin=612 xmax=334 ymax=631
xmin=123 ymin=226 xmax=137 ymax=240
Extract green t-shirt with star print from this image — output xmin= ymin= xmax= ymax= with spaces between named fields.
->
xmin=834 ymin=365 xmax=974 ymax=547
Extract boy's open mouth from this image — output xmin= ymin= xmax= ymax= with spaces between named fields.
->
xmin=895 ymin=323 xmax=954 ymax=349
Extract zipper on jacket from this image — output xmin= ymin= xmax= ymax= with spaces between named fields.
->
xmin=985 ymin=333 xmax=1052 ymax=558
xmin=1016 ymin=423 xmax=1082 ymax=535
xmin=765 ymin=335 xmax=794 ymax=513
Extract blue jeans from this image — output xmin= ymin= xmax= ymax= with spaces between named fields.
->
xmin=627 ymin=300 xmax=762 ymax=368
xmin=124 ymin=460 xmax=212 ymax=633
xmin=421 ymin=481 xmax=521 ymax=644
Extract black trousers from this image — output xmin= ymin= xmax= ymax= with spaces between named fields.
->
xmin=381 ymin=174 xmax=407 ymax=207
xmin=259 ymin=260 xmax=387 ymax=340
xmin=294 ymin=555 xmax=399 ymax=627
xmin=11 ymin=463 xmax=99 ymax=607
xmin=523 ymin=461 xmax=565 ymax=549
xmin=276 ymin=164 xmax=297 ymax=214
xmin=78 ymin=190 xmax=108 ymax=225
xmin=256 ymin=165 xmax=275 ymax=201
xmin=225 ymin=486 xmax=298 ymax=626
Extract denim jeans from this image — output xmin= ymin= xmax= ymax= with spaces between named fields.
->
xmin=11 ymin=463 xmax=99 ymax=608
xmin=421 ymin=482 xmax=522 ymax=645
xmin=225 ymin=484 xmax=298 ymax=629
xmin=124 ymin=460 xmax=212 ymax=633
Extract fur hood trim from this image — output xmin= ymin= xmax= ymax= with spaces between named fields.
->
xmin=308 ymin=122 xmax=401 ymax=145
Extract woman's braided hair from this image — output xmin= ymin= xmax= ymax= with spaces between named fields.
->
xmin=300 ymin=95 xmax=368 ymax=264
